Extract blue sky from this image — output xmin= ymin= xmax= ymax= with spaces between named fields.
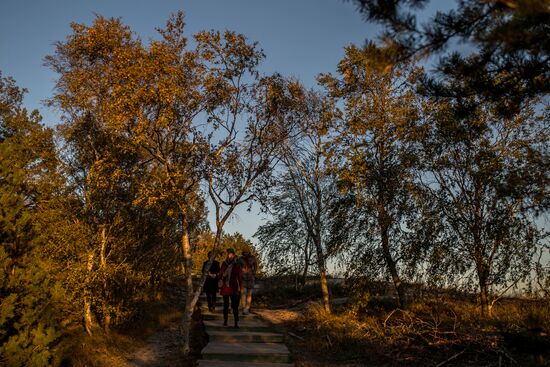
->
xmin=0 ymin=0 xmax=376 ymax=122
xmin=3 ymin=0 xmax=546 ymax=277
xmin=1 ymin=0 xmax=380 ymax=243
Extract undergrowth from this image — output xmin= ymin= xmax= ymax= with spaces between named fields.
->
xmin=59 ymin=287 xmax=205 ymax=367
xmin=258 ymin=279 xmax=550 ymax=366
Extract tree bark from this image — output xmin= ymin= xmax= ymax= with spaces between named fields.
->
xmin=84 ymin=251 xmax=97 ymax=335
xmin=376 ymin=139 xmax=405 ymax=308
xmin=314 ymin=233 xmax=331 ymax=313
xmin=180 ymin=219 xmax=193 ymax=356
xmin=379 ymin=213 xmax=405 ymax=308
xmin=479 ymin=279 xmax=490 ymax=317
xmin=473 ymin=183 xmax=491 ymax=317
xmin=300 ymin=236 xmax=310 ymax=287
xmin=476 ymin=261 xmax=491 ymax=317
xmin=99 ymin=226 xmax=111 ymax=332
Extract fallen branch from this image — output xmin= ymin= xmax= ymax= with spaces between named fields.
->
xmin=499 ymin=349 xmax=518 ymax=365
xmin=288 ymin=331 xmax=305 ymax=341
xmin=383 ymin=309 xmax=400 ymax=328
xmin=435 ymin=350 xmax=465 ymax=367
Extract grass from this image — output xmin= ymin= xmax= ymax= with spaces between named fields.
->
xmin=257 ymin=280 xmax=550 ymax=366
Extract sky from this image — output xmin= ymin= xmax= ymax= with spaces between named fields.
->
xmin=0 ymin=0 xmax=376 ymax=120
xmin=0 ymin=0 xmax=380 ymax=243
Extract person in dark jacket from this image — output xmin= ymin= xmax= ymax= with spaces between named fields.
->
xmin=202 ymin=251 xmax=220 ymax=312
xmin=219 ymin=248 xmax=243 ymax=328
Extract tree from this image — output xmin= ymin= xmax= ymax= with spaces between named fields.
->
xmin=0 ymin=73 xmax=62 ymax=365
xmin=190 ymin=30 xmax=288 ymax=347
xmin=350 ymin=0 xmax=549 ymax=117
xmin=257 ymin=78 xmax=337 ymax=312
xmin=255 ymin=177 xmax=315 ymax=286
xmin=192 ymin=231 xmax=261 ymax=275
xmin=47 ymin=13 xmax=285 ymax=354
xmin=349 ymin=0 xmax=549 ymax=313
xmin=320 ymin=45 xmax=422 ymax=307
xmin=417 ymin=93 xmax=549 ymax=316
xmin=45 ymin=15 xmax=189 ymax=336
xmin=223 ymin=233 xmax=261 ymax=268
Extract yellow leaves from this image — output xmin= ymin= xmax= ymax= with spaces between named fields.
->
xmin=345 ymin=68 xmax=352 ymax=82
xmin=86 ymin=158 xmax=125 ymax=192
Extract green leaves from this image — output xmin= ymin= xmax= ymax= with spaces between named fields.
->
xmin=0 ymin=74 xmax=61 ymax=365
xmin=351 ymin=0 xmax=550 ymax=118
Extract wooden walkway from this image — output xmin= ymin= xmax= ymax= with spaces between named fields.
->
xmin=197 ymin=295 xmax=294 ymax=367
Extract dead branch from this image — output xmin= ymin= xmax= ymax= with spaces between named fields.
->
xmin=288 ymin=331 xmax=305 ymax=341
xmin=435 ymin=350 xmax=466 ymax=367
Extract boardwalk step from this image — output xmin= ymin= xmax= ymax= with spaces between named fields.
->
xmin=198 ymin=301 xmax=224 ymax=307
xmin=202 ymin=314 xmax=256 ymax=321
xmin=203 ymin=319 xmax=272 ymax=332
xmin=208 ymin=330 xmax=284 ymax=343
xmin=202 ymin=342 xmax=291 ymax=363
xmin=198 ymin=360 xmax=293 ymax=367
xmin=201 ymin=309 xmax=257 ymax=321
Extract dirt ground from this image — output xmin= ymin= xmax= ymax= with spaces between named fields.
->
xmin=125 ymin=309 xmax=188 ymax=367
xmin=66 ymin=294 xmax=207 ymax=367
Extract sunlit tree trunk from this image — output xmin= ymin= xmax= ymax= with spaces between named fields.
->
xmin=315 ymin=241 xmax=332 ymax=313
xmin=180 ymin=216 xmax=194 ymax=355
xmin=314 ymin=188 xmax=331 ymax=313
xmin=99 ymin=226 xmax=111 ymax=332
xmin=84 ymin=251 xmax=97 ymax=335
xmin=479 ymin=276 xmax=490 ymax=317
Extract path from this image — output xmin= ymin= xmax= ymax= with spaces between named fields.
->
xmin=126 ymin=289 xmax=189 ymax=367
xmin=127 ymin=317 xmax=183 ymax=367
xmin=197 ymin=294 xmax=294 ymax=367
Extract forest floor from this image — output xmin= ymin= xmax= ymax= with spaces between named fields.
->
xmin=124 ymin=305 xmax=192 ymax=367
xmin=65 ymin=289 xmax=207 ymax=367
xmin=253 ymin=280 xmax=550 ymax=367
xmin=64 ymin=280 xmax=550 ymax=366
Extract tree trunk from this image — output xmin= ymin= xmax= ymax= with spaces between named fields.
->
xmin=84 ymin=251 xmax=97 ymax=335
xmin=473 ymin=184 xmax=491 ymax=317
xmin=99 ymin=226 xmax=111 ymax=332
xmin=313 ymin=234 xmax=331 ymax=313
xmin=479 ymin=281 xmax=490 ymax=317
xmin=84 ymin=298 xmax=95 ymax=336
xmin=476 ymin=262 xmax=491 ymax=317
xmin=300 ymin=237 xmax=310 ymax=288
xmin=181 ymin=221 xmax=194 ymax=356
xmin=301 ymin=260 xmax=309 ymax=288
xmin=380 ymin=222 xmax=405 ymax=308
xmin=181 ymin=227 xmax=223 ymax=355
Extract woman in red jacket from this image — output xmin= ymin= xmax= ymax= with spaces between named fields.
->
xmin=219 ymin=248 xmax=243 ymax=328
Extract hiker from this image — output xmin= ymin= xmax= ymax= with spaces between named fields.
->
xmin=202 ymin=251 xmax=220 ymax=312
xmin=239 ymin=250 xmax=257 ymax=315
xmin=219 ymin=248 xmax=243 ymax=328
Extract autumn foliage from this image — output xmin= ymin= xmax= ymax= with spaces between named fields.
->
xmin=0 ymin=4 xmax=548 ymax=366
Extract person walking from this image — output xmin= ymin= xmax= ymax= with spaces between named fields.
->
xmin=239 ymin=250 xmax=257 ymax=315
xmin=202 ymin=251 xmax=220 ymax=312
xmin=219 ymin=248 xmax=243 ymax=328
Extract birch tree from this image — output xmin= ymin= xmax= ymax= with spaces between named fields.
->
xmin=47 ymin=12 xmax=288 ymax=352
xmin=320 ymin=45 xmax=422 ymax=307
xmin=256 ymin=78 xmax=338 ymax=312
xmin=418 ymin=96 xmax=549 ymax=316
